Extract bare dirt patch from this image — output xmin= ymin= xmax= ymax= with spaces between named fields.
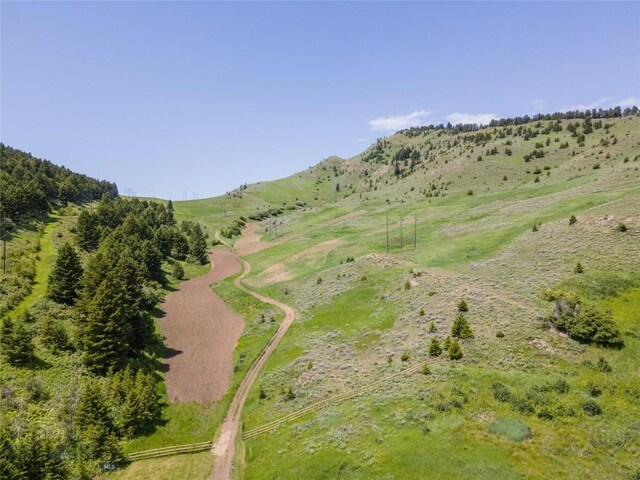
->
xmin=235 ymin=211 xmax=365 ymax=258
xmin=248 ymin=238 xmax=345 ymax=287
xmin=157 ymin=248 xmax=244 ymax=403
xmin=234 ymin=223 xmax=266 ymax=257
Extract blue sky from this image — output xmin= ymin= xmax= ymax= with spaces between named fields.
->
xmin=2 ymin=2 xmax=639 ymax=200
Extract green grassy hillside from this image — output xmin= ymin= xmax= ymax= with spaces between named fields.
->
xmin=170 ymin=113 xmax=640 ymax=479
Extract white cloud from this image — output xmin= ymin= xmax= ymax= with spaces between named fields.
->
xmin=559 ymin=96 xmax=639 ymax=112
xmin=618 ymin=97 xmax=640 ymax=108
xmin=530 ymin=98 xmax=546 ymax=112
xmin=446 ymin=112 xmax=499 ymax=126
xmin=559 ymin=97 xmax=614 ymax=111
xmin=355 ymin=138 xmax=369 ymax=143
xmin=368 ymin=110 xmax=432 ymax=132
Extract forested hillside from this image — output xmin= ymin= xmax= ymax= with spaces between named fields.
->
xmin=0 ymin=144 xmax=118 ymax=221
xmin=1 ymin=192 xmax=212 ymax=477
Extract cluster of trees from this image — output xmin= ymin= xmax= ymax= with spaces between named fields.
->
xmin=247 ymin=205 xmax=295 ymax=222
xmin=0 ymin=144 xmax=117 ymax=222
xmin=0 ymin=193 xmax=214 ymax=477
xmin=399 ymin=105 xmax=638 ymax=137
xmin=427 ymin=300 xmax=474 ymax=360
xmin=544 ymin=292 xmax=623 ymax=348
xmin=392 ymin=147 xmax=422 ymax=177
xmin=70 ymin=195 xmax=209 ymax=372
xmin=221 ymin=216 xmax=246 ymax=238
xmin=0 ymin=364 xmax=160 ymax=478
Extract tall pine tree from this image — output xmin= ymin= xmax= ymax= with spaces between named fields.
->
xmin=47 ymin=242 xmax=83 ymax=305
xmin=188 ymin=223 xmax=208 ymax=265
xmin=81 ymin=274 xmax=133 ymax=374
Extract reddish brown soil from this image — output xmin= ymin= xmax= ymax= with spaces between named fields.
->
xmin=157 ymin=248 xmax=244 ymax=403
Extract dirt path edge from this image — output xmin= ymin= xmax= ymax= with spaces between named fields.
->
xmin=210 ymin=235 xmax=296 ymax=480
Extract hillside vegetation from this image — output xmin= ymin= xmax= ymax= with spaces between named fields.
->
xmin=2 ymin=107 xmax=639 ymax=479
xmin=0 ymin=151 xmax=216 ymax=478
xmin=169 ymin=108 xmax=640 ymax=479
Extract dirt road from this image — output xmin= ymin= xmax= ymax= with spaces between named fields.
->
xmin=210 ymin=242 xmax=296 ymax=480
xmin=158 ymin=249 xmax=244 ymax=403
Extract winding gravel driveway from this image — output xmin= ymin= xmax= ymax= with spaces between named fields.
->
xmin=210 ymin=238 xmax=296 ymax=480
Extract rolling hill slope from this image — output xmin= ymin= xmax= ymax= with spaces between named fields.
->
xmin=169 ymin=110 xmax=640 ymax=480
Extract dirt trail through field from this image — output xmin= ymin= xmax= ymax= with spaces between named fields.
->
xmin=233 ymin=210 xmax=366 ymax=257
xmin=210 ymin=234 xmax=296 ymax=480
xmin=157 ymin=249 xmax=244 ymax=403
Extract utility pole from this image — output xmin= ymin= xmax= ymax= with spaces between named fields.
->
xmin=400 ymin=216 xmax=403 ymax=252
xmin=1 ymin=220 xmax=6 ymax=274
xmin=386 ymin=213 xmax=389 ymax=253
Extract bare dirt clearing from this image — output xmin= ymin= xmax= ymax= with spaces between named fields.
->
xmin=234 ymin=210 xmax=365 ymax=257
xmin=247 ymin=238 xmax=345 ymax=287
xmin=158 ymin=249 xmax=244 ymax=402
xmin=233 ymin=223 xmax=265 ymax=256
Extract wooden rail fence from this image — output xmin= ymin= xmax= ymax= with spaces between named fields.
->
xmin=125 ymin=363 xmax=426 ymax=462
xmin=125 ymin=441 xmax=212 ymax=462
xmin=242 ymin=362 xmax=425 ymax=440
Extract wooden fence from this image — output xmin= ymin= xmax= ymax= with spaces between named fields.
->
xmin=125 ymin=440 xmax=213 ymax=462
xmin=126 ymin=363 xmax=426 ymax=462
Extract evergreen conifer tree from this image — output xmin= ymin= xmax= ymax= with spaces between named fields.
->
xmin=448 ymin=340 xmax=463 ymax=360
xmin=428 ymin=337 xmax=442 ymax=357
xmin=188 ymin=223 xmax=208 ymax=264
xmin=81 ymin=276 xmax=132 ymax=374
xmin=451 ymin=313 xmax=474 ymax=339
xmin=0 ymin=318 xmax=34 ymax=366
xmin=47 ymin=242 xmax=84 ymax=305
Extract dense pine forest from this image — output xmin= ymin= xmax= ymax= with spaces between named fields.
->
xmin=0 ymin=148 xmax=211 ymax=478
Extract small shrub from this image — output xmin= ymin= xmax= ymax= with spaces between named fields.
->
xmin=317 ymin=277 xmax=323 ymax=285
xmin=574 ymin=262 xmax=584 ymax=274
xmin=597 ymin=356 xmax=612 ymax=373
xmin=496 ymin=331 xmax=505 ymax=338
xmin=581 ymin=399 xmax=602 ymax=416
xmin=284 ymin=386 xmax=296 ymax=401
xmin=421 ymin=364 xmax=431 ymax=375
xmin=537 ymin=408 xmax=554 ymax=420
xmin=457 ymin=299 xmax=468 ymax=312
xmin=419 ymin=307 xmax=425 ymax=316
xmin=488 ymin=418 xmax=532 ymax=442
xmin=404 ymin=280 xmax=411 ymax=290
xmin=491 ymin=382 xmax=512 ymax=402
xmin=428 ymin=321 xmax=437 ymax=333
xmin=616 ymin=223 xmax=628 ymax=232
xmin=586 ymin=381 xmax=602 ymax=397
xmin=467 ymin=189 xmax=474 ymax=196
xmin=172 ymin=262 xmax=185 ymax=280
xmin=569 ymin=215 xmax=577 ymax=225
xmin=532 ymin=224 xmax=538 ymax=232
xmin=400 ymin=352 xmax=410 ymax=362
xmin=511 ymin=395 xmax=535 ymax=415
xmin=553 ymin=378 xmax=570 ymax=394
